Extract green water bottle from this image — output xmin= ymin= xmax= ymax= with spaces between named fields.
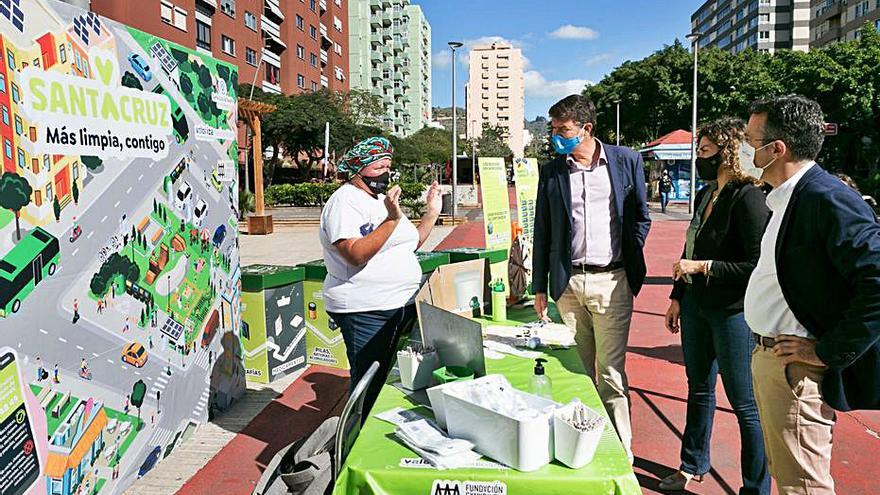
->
xmin=491 ymin=278 xmax=507 ymax=322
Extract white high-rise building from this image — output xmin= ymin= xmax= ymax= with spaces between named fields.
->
xmin=466 ymin=43 xmax=525 ymax=158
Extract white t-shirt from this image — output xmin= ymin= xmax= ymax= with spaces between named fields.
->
xmin=320 ymin=183 xmax=422 ymax=313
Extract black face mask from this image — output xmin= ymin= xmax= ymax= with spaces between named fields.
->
xmin=695 ymin=153 xmax=723 ymax=181
xmin=360 ymin=172 xmax=390 ymax=195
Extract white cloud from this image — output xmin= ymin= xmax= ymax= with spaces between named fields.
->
xmin=549 ymin=24 xmax=599 ymax=40
xmin=524 ymin=70 xmax=591 ymax=99
xmin=433 ymin=50 xmax=452 ymax=69
xmin=585 ymin=53 xmax=615 ymax=67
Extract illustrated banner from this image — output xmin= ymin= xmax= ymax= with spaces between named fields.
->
xmin=0 ymin=1 xmax=243 ymax=493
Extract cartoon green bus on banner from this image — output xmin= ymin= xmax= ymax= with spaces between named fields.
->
xmin=0 ymin=227 xmax=60 ymax=317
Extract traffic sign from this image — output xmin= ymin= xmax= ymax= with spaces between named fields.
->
xmin=824 ymin=123 xmax=838 ymax=136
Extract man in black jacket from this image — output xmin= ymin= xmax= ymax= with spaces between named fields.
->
xmin=532 ymin=95 xmax=651 ymax=461
xmin=744 ymin=95 xmax=880 ymax=494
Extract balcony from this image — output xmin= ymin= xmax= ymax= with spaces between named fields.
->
xmin=320 ymin=49 xmax=328 ymax=65
xmin=370 ymin=0 xmax=381 ymax=11
xmin=815 ymin=1 xmax=843 ymax=25
xmin=262 ymin=80 xmax=281 ymax=94
xmin=813 ymin=26 xmax=841 ymax=47
xmin=262 ymin=16 xmax=287 ymax=54
xmin=371 ymin=33 xmax=382 ymax=46
xmin=319 ymin=0 xmax=327 ymax=14
xmin=262 ymin=47 xmax=281 ymax=68
xmin=393 ymin=56 xmax=402 ymax=67
xmin=321 ymin=75 xmax=329 ymax=87
xmin=497 ymin=81 xmax=509 ymax=89
xmin=264 ymin=0 xmax=284 ymax=23
xmin=382 ymin=10 xmax=393 ymax=26
xmin=497 ymin=61 xmax=509 ymax=69
xmin=197 ymin=0 xmax=217 ymax=11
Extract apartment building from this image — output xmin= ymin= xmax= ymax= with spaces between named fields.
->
xmin=348 ymin=0 xmax=431 ymax=136
xmin=466 ymin=42 xmax=525 ymax=158
xmin=811 ymin=0 xmax=880 ymax=48
xmin=691 ymin=0 xmax=811 ymax=53
xmin=88 ymin=0 xmax=349 ymax=95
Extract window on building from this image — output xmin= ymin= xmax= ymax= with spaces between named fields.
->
xmin=6 ymin=50 xmax=13 ymax=70
xmin=310 ymin=53 xmax=317 ymax=67
xmin=312 ymin=81 xmax=318 ymax=91
xmin=14 ymin=115 xmax=22 ymax=135
xmin=43 ymin=155 xmax=49 ymax=171
xmin=759 ymin=13 xmax=770 ymax=23
xmin=11 ymin=83 xmax=18 ymax=104
xmin=221 ymin=35 xmax=235 ymax=56
xmin=34 ymin=190 xmax=41 ymax=207
xmin=296 ymin=15 xmax=304 ymax=30
xmin=17 ymin=148 xmax=25 ymax=169
xmin=3 ymin=139 xmax=10 ymax=159
xmin=265 ymin=64 xmax=280 ymax=85
xmin=244 ymin=11 xmax=257 ymax=30
xmin=73 ymin=162 xmax=79 ymax=181
xmin=309 ymin=0 xmax=316 ymax=11
xmin=297 ymin=74 xmax=305 ymax=88
xmin=310 ymin=25 xmax=317 ymax=40
xmin=0 ymin=105 xmax=7 ymax=126
xmin=334 ymin=16 xmax=343 ymax=32
xmin=196 ymin=20 xmax=211 ymax=50
xmin=246 ymin=47 xmax=257 ymax=66
xmin=0 ymin=73 xmax=4 ymax=93
xmin=221 ymin=0 xmax=236 ymax=17
xmin=173 ymin=6 xmax=188 ymax=31
xmin=759 ymin=30 xmax=770 ymax=39
xmin=160 ymin=0 xmax=173 ymax=24
xmin=297 ymin=45 xmax=305 ymax=59
xmin=46 ymin=183 xmax=52 ymax=201
xmin=59 ymin=44 xmax=67 ymax=63
xmin=334 ymin=43 xmax=342 ymax=55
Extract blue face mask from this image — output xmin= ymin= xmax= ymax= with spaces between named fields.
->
xmin=551 ymin=126 xmax=585 ymax=155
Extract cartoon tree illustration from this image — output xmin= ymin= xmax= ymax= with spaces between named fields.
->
xmin=153 ymin=198 xmax=158 ymax=213
xmin=121 ymin=71 xmax=143 ymax=90
xmin=82 ymin=155 xmax=103 ymax=171
xmin=0 ymin=172 xmax=32 ymax=241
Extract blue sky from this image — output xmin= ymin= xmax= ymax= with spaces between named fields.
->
xmin=414 ymin=0 xmax=698 ymax=120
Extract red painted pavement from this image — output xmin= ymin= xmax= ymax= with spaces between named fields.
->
xmin=177 ymin=366 xmax=349 ymax=495
xmin=181 ymin=216 xmax=880 ymax=495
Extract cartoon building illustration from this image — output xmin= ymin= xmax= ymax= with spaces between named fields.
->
xmin=44 ymin=399 xmax=108 ymax=495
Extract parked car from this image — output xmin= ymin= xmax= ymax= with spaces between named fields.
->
xmin=138 ymin=446 xmax=162 ymax=478
xmin=212 ymin=224 xmax=227 ymax=247
xmin=201 ymin=309 xmax=219 ymax=349
xmin=175 ymin=181 xmax=192 ymax=211
xmin=127 ymin=53 xmax=152 ymax=82
xmin=122 ymin=342 xmax=148 ymax=368
xmin=193 ymin=199 xmax=208 ymax=227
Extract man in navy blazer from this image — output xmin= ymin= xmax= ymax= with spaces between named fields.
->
xmin=744 ymin=95 xmax=880 ymax=494
xmin=532 ymin=94 xmax=651 ymax=461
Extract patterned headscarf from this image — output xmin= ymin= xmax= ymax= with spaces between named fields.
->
xmin=338 ymin=137 xmax=393 ymax=175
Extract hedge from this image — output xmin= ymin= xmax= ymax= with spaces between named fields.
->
xmin=264 ymin=182 xmax=425 ymax=207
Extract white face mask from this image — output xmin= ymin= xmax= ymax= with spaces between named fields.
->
xmin=739 ymin=143 xmax=763 ymax=179
xmin=752 ymin=141 xmax=779 ymax=171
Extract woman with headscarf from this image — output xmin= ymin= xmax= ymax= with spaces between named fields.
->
xmin=320 ymin=136 xmax=442 ymax=413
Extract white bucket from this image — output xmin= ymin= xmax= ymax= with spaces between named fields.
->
xmin=397 ymin=350 xmax=439 ymax=391
xmin=553 ymin=402 xmax=606 ymax=469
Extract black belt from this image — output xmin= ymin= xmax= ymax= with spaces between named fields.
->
xmin=571 ymin=261 xmax=624 ymax=273
xmin=753 ymin=333 xmax=777 ymax=348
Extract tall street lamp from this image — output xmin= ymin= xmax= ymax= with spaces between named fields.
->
xmin=686 ymin=31 xmax=702 ymax=214
xmin=613 ymin=99 xmax=621 ymax=146
xmin=448 ymin=41 xmax=463 ymax=219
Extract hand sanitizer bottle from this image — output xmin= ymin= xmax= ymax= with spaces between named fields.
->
xmin=529 ymin=358 xmax=552 ymax=399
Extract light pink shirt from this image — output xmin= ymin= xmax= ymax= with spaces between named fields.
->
xmin=567 ymin=140 xmax=621 ymax=266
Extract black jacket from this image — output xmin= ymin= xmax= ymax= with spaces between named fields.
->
xmin=774 ymin=164 xmax=880 ymax=411
xmin=532 ymin=144 xmax=651 ymax=301
xmin=670 ymin=181 xmax=770 ymax=314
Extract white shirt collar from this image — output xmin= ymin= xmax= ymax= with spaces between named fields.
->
xmin=766 ymin=161 xmax=815 ymax=212
xmin=567 ymin=139 xmax=608 ymax=170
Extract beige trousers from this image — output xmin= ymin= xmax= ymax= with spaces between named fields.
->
xmin=751 ymin=343 xmax=836 ymax=494
xmin=555 ymin=268 xmax=634 ymax=458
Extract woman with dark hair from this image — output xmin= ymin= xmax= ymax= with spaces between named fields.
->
xmin=661 ymin=118 xmax=771 ymax=494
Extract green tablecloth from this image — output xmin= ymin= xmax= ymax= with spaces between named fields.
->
xmin=333 ymin=308 xmax=641 ymax=495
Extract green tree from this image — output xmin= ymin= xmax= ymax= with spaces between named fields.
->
xmin=170 ymin=47 xmax=189 ymax=66
xmin=180 ymin=74 xmax=194 ymax=98
xmin=121 ymin=71 xmax=143 ymax=90
xmin=82 ymin=155 xmax=103 ymax=171
xmin=476 ymin=124 xmax=513 ymax=158
xmin=130 ymin=380 xmax=147 ymax=430
xmin=197 ymin=93 xmax=210 ymax=116
xmin=0 ymin=173 xmax=32 ymax=241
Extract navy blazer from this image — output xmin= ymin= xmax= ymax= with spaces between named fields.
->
xmin=532 ymin=143 xmax=651 ymax=301
xmin=774 ymin=164 xmax=880 ymax=411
